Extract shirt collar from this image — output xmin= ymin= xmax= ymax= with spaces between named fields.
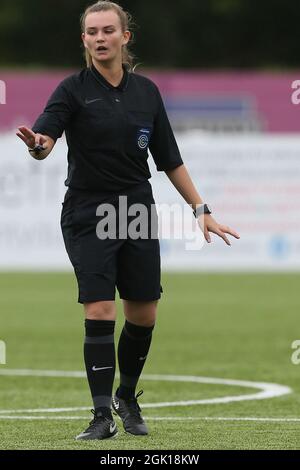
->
xmin=90 ymin=63 xmax=130 ymax=92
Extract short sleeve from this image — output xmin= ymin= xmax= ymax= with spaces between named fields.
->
xmin=149 ymin=85 xmax=184 ymax=171
xmin=32 ymin=77 xmax=78 ymax=141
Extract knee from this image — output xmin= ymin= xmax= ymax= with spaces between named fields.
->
xmin=123 ymin=300 xmax=158 ymax=327
xmin=84 ymin=301 xmax=116 ymax=320
xmin=135 ymin=316 xmax=156 ymax=328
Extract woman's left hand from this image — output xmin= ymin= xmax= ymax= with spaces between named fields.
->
xmin=197 ymin=214 xmax=240 ymax=246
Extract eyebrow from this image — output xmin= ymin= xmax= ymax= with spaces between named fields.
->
xmin=86 ymin=25 xmax=115 ymax=29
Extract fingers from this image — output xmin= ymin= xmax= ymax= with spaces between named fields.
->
xmin=18 ymin=126 xmax=35 ymax=139
xmin=218 ymin=231 xmax=231 ymax=246
xmin=17 ymin=126 xmax=36 ymax=148
xmin=199 ymin=217 xmax=225 ymax=245
xmin=205 ymin=229 xmax=230 ymax=245
xmin=215 ymin=226 xmax=241 ymax=245
xmin=16 ymin=126 xmax=47 ymax=151
xmin=16 ymin=132 xmax=28 ymax=144
xmin=219 ymin=225 xmax=240 ymax=240
xmin=204 ymin=228 xmax=211 ymax=244
xmin=206 ymin=225 xmax=240 ymax=246
xmin=198 ymin=214 xmax=240 ymax=246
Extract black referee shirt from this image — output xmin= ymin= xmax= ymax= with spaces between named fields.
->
xmin=32 ymin=64 xmax=183 ymax=192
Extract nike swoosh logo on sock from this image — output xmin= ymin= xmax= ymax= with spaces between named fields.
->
xmin=92 ymin=366 xmax=113 ymax=372
xmin=110 ymin=422 xmax=117 ymax=433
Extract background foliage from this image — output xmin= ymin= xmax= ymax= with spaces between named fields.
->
xmin=0 ymin=0 xmax=299 ymax=69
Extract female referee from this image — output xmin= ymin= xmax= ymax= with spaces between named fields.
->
xmin=16 ymin=1 xmax=240 ymax=441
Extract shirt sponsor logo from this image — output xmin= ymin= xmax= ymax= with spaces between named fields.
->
xmin=137 ymin=128 xmax=151 ymax=150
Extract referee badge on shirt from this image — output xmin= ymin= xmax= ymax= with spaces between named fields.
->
xmin=137 ymin=127 xmax=151 ymax=150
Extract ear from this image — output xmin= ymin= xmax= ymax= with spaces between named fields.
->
xmin=81 ymin=32 xmax=87 ymax=48
xmin=123 ymin=30 xmax=131 ymax=46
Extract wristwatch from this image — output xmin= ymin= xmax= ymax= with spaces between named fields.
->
xmin=193 ymin=203 xmax=212 ymax=218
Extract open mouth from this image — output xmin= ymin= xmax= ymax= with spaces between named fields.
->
xmin=96 ymin=46 xmax=108 ymax=53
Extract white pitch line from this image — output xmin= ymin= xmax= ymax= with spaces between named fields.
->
xmin=0 ymin=415 xmax=300 ymax=423
xmin=0 ymin=407 xmax=92 ymax=414
xmin=0 ymin=369 xmax=86 ymax=378
xmin=0 ymin=369 xmax=292 ymax=413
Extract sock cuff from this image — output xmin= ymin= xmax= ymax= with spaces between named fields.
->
xmin=124 ymin=320 xmax=155 ymax=340
xmin=85 ymin=319 xmax=115 ymax=337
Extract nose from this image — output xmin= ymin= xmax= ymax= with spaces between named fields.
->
xmin=96 ymin=32 xmax=105 ymax=42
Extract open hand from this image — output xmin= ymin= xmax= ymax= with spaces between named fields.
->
xmin=16 ymin=126 xmax=48 ymax=150
xmin=197 ymin=214 xmax=240 ymax=246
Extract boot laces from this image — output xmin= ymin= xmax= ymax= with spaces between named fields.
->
xmin=87 ymin=409 xmax=108 ymax=431
xmin=126 ymin=390 xmax=144 ymax=421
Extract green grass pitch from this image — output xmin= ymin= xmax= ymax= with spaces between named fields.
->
xmin=0 ymin=272 xmax=300 ymax=450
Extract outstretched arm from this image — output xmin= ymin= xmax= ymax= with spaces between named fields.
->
xmin=165 ymin=164 xmax=240 ymax=246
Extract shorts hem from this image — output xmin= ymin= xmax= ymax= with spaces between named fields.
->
xmin=118 ymin=293 xmax=162 ymax=301
xmin=78 ymin=295 xmax=116 ymax=304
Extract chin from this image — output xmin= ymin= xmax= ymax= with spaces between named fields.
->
xmin=93 ymin=54 xmax=111 ymax=62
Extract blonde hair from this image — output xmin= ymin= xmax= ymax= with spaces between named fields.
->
xmin=80 ymin=0 xmax=137 ymax=72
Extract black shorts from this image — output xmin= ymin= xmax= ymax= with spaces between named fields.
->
xmin=60 ymin=180 xmax=163 ymax=303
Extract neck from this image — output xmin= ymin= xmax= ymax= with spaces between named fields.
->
xmin=92 ymin=60 xmax=124 ymax=84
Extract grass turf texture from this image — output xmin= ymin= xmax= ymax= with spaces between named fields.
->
xmin=0 ymin=272 xmax=300 ymax=450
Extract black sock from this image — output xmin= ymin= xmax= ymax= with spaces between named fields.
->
xmin=117 ymin=320 xmax=155 ymax=400
xmin=84 ymin=319 xmax=115 ymax=419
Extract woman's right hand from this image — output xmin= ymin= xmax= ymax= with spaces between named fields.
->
xmin=16 ymin=126 xmax=55 ymax=160
xmin=16 ymin=126 xmax=48 ymax=150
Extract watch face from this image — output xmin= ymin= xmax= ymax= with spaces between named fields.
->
xmin=205 ymin=204 xmax=212 ymax=214
xmin=194 ymin=204 xmax=211 ymax=217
